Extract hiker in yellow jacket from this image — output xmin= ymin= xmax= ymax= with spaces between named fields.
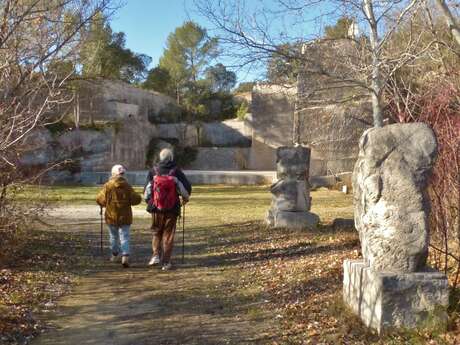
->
xmin=96 ymin=164 xmax=141 ymax=267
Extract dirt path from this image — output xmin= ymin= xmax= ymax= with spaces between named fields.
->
xmin=32 ymin=206 xmax=274 ymax=345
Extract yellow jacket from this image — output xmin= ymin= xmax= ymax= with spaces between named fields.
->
xmin=96 ymin=177 xmax=141 ymax=225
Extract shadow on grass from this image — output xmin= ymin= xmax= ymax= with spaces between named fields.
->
xmin=175 ymin=220 xmax=360 ymax=269
xmin=193 ymin=239 xmax=359 ymax=268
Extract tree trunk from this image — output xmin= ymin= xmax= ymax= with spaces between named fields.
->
xmin=435 ymin=0 xmax=460 ymax=47
xmin=74 ymin=91 xmax=80 ymax=129
xmin=176 ymin=84 xmax=180 ymax=105
xmin=364 ymin=0 xmax=384 ymax=127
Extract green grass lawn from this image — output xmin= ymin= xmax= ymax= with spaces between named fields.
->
xmin=16 ymin=184 xmax=353 ymax=224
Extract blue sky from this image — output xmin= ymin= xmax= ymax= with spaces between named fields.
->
xmin=110 ymin=1 xmax=273 ymax=82
xmin=110 ymin=1 xmax=335 ymax=83
xmin=111 ymin=1 xmax=189 ymax=70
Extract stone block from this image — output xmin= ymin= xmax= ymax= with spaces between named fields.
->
xmin=343 ymin=259 xmax=449 ymax=334
xmin=74 ymin=170 xmax=276 ymax=186
xmin=271 ymin=211 xmax=319 ymax=229
xmin=270 ymin=179 xmax=311 ymax=212
xmin=276 ymin=147 xmax=311 ymax=180
xmin=186 ymin=147 xmax=250 ymax=170
xmin=270 ymin=179 xmax=298 ymax=211
xmin=200 ymin=121 xmax=251 ymax=147
xmin=185 ymin=171 xmax=274 ymax=185
xmin=353 ymin=123 xmax=437 ymax=272
xmin=247 ymin=138 xmax=276 ymax=171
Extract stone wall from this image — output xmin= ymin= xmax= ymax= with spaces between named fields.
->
xmin=24 ymin=73 xmax=374 ymax=180
xmin=247 ymin=137 xmax=277 ymax=171
xmin=250 ymin=84 xmax=296 ymax=148
xmin=298 ymin=102 xmax=373 ymax=175
xmin=156 ymin=120 xmax=251 ymax=148
xmin=246 ymin=85 xmax=295 ymax=171
xmin=187 ymin=147 xmax=251 ymax=170
xmin=25 ymin=80 xmax=258 ymax=179
xmin=249 ymin=82 xmax=373 ymax=174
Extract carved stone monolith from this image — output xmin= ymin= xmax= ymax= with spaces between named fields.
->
xmin=343 ymin=123 xmax=449 ymax=333
xmin=266 ymin=147 xmax=319 ymax=229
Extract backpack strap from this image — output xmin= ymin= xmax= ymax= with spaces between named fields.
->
xmin=153 ymin=167 xmax=176 ymax=177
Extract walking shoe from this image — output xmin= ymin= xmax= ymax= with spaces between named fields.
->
xmin=161 ymin=263 xmax=172 ymax=271
xmin=121 ymin=255 xmax=129 ymax=268
xmin=148 ymin=255 xmax=160 ymax=266
xmin=110 ymin=253 xmax=119 ymax=262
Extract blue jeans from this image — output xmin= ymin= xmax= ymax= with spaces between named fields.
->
xmin=107 ymin=225 xmax=130 ymax=256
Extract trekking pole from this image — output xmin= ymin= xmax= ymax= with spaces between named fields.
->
xmin=99 ymin=206 xmax=103 ymax=256
xmin=182 ymin=203 xmax=185 ymax=264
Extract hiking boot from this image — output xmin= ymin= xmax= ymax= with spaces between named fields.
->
xmin=110 ymin=253 xmax=119 ymax=262
xmin=121 ymin=255 xmax=129 ymax=268
xmin=148 ymin=255 xmax=160 ymax=266
xmin=161 ymin=263 xmax=172 ymax=271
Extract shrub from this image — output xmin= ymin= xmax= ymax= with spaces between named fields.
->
xmin=389 ymin=77 xmax=460 ymax=287
xmin=236 ymin=102 xmax=249 ymax=121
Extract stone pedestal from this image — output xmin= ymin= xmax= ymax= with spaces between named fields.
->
xmin=266 ymin=146 xmax=319 ymax=229
xmin=343 ymin=260 xmax=449 ymax=334
xmin=345 ymin=123 xmax=449 ymax=333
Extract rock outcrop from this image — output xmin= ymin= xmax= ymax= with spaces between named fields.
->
xmin=353 ymin=123 xmax=437 ymax=272
xmin=249 ymin=83 xmax=374 ymax=174
xmin=344 ymin=123 xmax=449 ymax=333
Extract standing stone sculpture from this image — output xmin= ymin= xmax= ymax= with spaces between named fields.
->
xmin=343 ymin=123 xmax=449 ymax=333
xmin=266 ymin=147 xmax=319 ymax=229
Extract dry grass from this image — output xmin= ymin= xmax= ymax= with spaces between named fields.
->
xmin=2 ymin=185 xmax=459 ymax=344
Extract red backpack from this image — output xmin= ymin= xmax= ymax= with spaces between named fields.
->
xmin=151 ymin=168 xmax=178 ymax=212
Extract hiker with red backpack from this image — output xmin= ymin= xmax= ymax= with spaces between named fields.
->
xmin=144 ymin=148 xmax=192 ymax=271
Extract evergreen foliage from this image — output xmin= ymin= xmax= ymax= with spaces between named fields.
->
xmin=80 ymin=12 xmax=151 ymax=83
xmin=324 ymin=17 xmax=354 ymax=39
xmin=204 ymin=63 xmax=237 ymax=92
xmin=158 ymin=21 xmax=218 ymax=102
xmin=143 ymin=21 xmax=239 ymax=122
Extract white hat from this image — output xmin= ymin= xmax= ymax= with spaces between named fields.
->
xmin=111 ymin=164 xmax=126 ymax=177
xmin=159 ymin=148 xmax=174 ymax=162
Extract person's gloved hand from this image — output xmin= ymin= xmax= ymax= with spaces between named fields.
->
xmin=182 ymin=197 xmax=189 ymax=205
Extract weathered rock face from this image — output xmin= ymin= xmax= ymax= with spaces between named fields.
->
xmin=276 ymin=147 xmax=310 ymax=180
xmin=157 ymin=123 xmax=199 ymax=147
xmin=249 ymin=83 xmax=373 ymax=173
xmin=200 ymin=120 xmax=251 ymax=147
xmin=353 ymin=122 xmax=437 ymax=272
xmin=345 ymin=123 xmax=448 ymax=334
xmin=76 ymin=79 xmax=181 ymax=123
xmin=186 ymin=147 xmax=250 ymax=170
xmin=20 ymin=129 xmax=55 ymax=166
xmin=267 ymin=147 xmax=319 ymax=229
